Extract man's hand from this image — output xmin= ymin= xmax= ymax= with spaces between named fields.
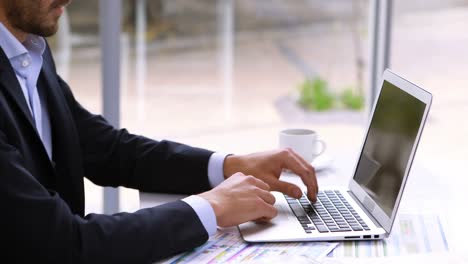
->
xmin=223 ymin=149 xmax=318 ymax=202
xmin=198 ymin=173 xmax=277 ymax=227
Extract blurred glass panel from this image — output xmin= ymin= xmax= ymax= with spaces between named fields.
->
xmin=391 ymin=0 xmax=468 ymax=160
xmin=48 ymin=0 xmax=378 ymax=213
xmin=119 ymin=0 xmax=372 ymax=152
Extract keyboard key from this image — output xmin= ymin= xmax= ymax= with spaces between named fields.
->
xmin=308 ymin=211 xmax=318 ymax=217
xmin=290 ymin=203 xmax=307 ymax=217
xmin=338 ymin=228 xmax=352 ymax=232
xmin=312 ymin=221 xmax=324 ymax=226
xmin=351 ymin=226 xmax=363 ymax=231
xmin=316 ymin=225 xmax=329 ymax=233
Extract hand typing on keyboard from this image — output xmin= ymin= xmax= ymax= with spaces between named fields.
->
xmin=222 ymin=148 xmax=319 ymax=202
xmin=198 ymin=148 xmax=319 ymax=228
xmin=199 ymin=173 xmax=278 ymax=227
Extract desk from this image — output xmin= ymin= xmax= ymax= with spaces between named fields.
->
xmin=140 ymin=149 xmax=468 ymax=263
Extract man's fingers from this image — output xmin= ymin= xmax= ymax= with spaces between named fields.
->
xmin=281 ymin=149 xmax=318 ymax=202
xmin=254 ymin=187 xmax=276 ymax=205
xmin=245 ymin=175 xmax=270 ymax=191
xmin=289 ymin=151 xmax=318 ymax=201
xmin=256 ymin=200 xmax=277 ymax=219
xmin=254 ymin=216 xmax=272 ymax=224
xmin=270 ymin=179 xmax=303 ymax=199
xmin=280 ymin=149 xmax=309 ymax=178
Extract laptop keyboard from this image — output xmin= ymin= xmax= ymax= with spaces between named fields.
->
xmin=285 ymin=190 xmax=371 ymax=234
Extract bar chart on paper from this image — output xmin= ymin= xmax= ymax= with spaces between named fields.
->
xmin=158 ymin=214 xmax=447 ymax=263
xmin=163 ymin=227 xmax=338 ymax=264
xmin=327 ymin=214 xmax=449 ymax=258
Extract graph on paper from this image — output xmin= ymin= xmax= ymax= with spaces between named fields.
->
xmin=327 ymin=214 xmax=449 ymax=258
xmin=165 ymin=228 xmax=337 ymax=264
xmin=160 ymin=214 xmax=448 ymax=263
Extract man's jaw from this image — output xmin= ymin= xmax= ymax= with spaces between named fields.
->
xmin=50 ymin=0 xmax=71 ymax=10
xmin=50 ymin=0 xmax=71 ymax=15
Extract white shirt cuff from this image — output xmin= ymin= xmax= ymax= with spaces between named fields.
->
xmin=207 ymin=152 xmax=230 ymax=187
xmin=182 ymin=195 xmax=217 ymax=236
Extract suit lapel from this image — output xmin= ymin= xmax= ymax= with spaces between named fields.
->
xmin=0 ymin=48 xmax=37 ymax=131
xmin=1 ymin=44 xmax=84 ymax=214
xmin=40 ymin=52 xmax=85 ymax=215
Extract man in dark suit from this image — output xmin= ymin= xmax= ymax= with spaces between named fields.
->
xmin=0 ymin=0 xmax=318 ymax=263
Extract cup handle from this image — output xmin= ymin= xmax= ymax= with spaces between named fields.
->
xmin=313 ymin=140 xmax=326 ymax=157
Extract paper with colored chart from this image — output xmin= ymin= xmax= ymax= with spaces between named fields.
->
xmin=161 ymin=227 xmax=338 ymax=264
xmin=157 ymin=214 xmax=448 ymax=263
xmin=327 ymin=214 xmax=449 ymax=258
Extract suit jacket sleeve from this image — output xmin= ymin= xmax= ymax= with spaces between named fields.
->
xmin=0 ymin=128 xmax=209 ymax=263
xmin=57 ymin=76 xmax=214 ymax=194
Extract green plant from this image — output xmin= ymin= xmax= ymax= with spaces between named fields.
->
xmin=297 ymin=78 xmax=335 ymax=111
xmin=340 ymin=88 xmax=365 ymax=110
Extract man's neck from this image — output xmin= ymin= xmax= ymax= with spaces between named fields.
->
xmin=0 ymin=16 xmax=28 ymax=43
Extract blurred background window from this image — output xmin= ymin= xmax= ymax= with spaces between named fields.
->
xmin=48 ymin=0 xmax=468 ymax=214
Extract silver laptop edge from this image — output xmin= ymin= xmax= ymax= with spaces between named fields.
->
xmin=239 ymin=69 xmax=433 ymax=242
xmin=347 ymin=69 xmax=432 ymax=235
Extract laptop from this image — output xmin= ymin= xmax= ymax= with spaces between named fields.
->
xmin=238 ymin=69 xmax=432 ymax=242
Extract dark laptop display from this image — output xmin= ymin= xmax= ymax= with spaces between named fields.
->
xmin=353 ymin=81 xmax=427 ymax=216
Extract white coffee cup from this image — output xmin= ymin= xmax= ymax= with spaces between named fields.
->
xmin=279 ymin=129 xmax=326 ymax=163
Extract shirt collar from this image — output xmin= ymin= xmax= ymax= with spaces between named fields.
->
xmin=24 ymin=34 xmax=46 ymax=56
xmin=0 ymin=22 xmax=46 ymax=60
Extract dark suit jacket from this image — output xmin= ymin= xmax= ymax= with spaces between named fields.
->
xmin=0 ymin=44 xmax=214 ymax=263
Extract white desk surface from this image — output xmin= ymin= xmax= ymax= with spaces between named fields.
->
xmin=140 ymin=148 xmax=468 ymax=260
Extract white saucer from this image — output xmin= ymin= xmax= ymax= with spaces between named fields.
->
xmin=311 ymin=154 xmax=334 ymax=172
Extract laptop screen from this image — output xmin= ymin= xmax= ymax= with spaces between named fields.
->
xmin=353 ymin=80 xmax=426 ymax=217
